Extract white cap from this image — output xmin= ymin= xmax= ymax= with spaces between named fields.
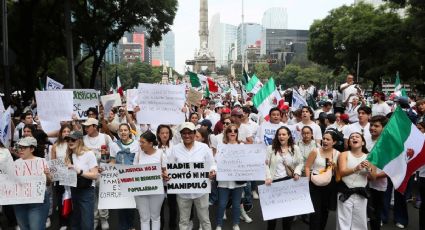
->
xmin=179 ymin=122 xmax=196 ymax=132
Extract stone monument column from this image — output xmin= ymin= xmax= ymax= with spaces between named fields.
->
xmin=199 ymin=0 xmax=208 ymax=50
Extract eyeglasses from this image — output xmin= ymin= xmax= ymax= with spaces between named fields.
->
xmin=227 ymin=129 xmax=238 ymax=133
xmin=17 ymin=145 xmax=30 ymax=150
xmin=66 ymin=139 xmax=77 ymax=143
xmin=224 ymin=122 xmax=231 ymax=126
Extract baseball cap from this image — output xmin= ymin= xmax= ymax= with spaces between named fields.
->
xmin=66 ymin=131 xmax=84 ymax=140
xmin=231 ymin=108 xmax=243 ymax=116
xmin=81 ymin=118 xmax=99 ymax=126
xmin=340 ymin=113 xmax=349 ymax=122
xmin=222 ymin=108 xmax=231 ymax=114
xmin=17 ymin=137 xmax=37 ymax=147
xmin=200 ymin=119 xmax=212 ymax=129
xmin=179 ymin=122 xmax=196 ymax=132
xmin=215 ymin=102 xmax=224 ymax=108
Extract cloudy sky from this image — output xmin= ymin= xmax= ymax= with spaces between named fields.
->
xmin=171 ymin=0 xmax=355 ymax=74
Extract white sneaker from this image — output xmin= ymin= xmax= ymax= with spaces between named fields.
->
xmin=240 ymin=208 xmax=253 ymax=223
xmin=223 ymin=212 xmax=227 ymax=220
xmin=59 ymin=227 xmax=67 ymax=230
xmin=15 ymin=226 xmax=20 ymax=230
xmin=189 ymin=220 xmax=194 ymax=230
xmin=395 ymin=223 xmax=405 ymax=229
xmin=101 ymin=220 xmax=109 ymax=230
xmin=45 ymin=217 xmax=51 ymax=228
xmin=233 ymin=225 xmax=240 ymax=230
xmin=215 ymin=227 xmax=222 ymax=230
xmin=252 ymin=191 xmax=259 ymax=200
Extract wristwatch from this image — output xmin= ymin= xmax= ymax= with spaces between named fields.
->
xmin=79 ymin=170 xmax=84 ymax=176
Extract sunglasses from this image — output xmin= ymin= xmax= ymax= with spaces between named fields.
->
xmin=227 ymin=129 xmax=238 ymax=133
xmin=66 ymin=138 xmax=78 ymax=143
xmin=224 ymin=122 xmax=231 ymax=125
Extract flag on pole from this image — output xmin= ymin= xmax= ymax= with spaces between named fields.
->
xmin=204 ymin=84 xmax=210 ymax=98
xmin=367 ymin=107 xmax=425 ymax=193
xmin=188 ymin=71 xmax=207 ymax=88
xmin=291 ymin=89 xmax=308 ymax=111
xmin=46 ymin=76 xmax=64 ymax=90
xmin=252 ymin=78 xmax=281 ymax=120
xmin=242 ymin=68 xmax=250 ymax=85
xmin=245 ymin=74 xmax=263 ymax=94
xmin=207 ymin=78 xmax=219 ymax=92
xmin=116 ymin=70 xmax=123 ymax=97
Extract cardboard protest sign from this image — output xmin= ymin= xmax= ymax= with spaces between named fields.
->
xmin=166 ymin=162 xmax=211 ymax=194
xmin=116 ymin=163 xmax=164 ymax=196
xmin=136 ymin=83 xmax=186 ymax=125
xmin=0 ymin=159 xmax=48 ymax=205
xmin=216 ymin=144 xmax=266 ymax=181
xmin=126 ymin=89 xmax=139 ymax=111
xmin=46 ymin=77 xmax=64 ymax=90
xmin=258 ymin=178 xmax=314 ymax=220
xmin=187 ymin=88 xmax=203 ymax=106
xmin=48 ymin=159 xmax=67 ymax=182
xmin=98 ymin=164 xmax=136 ymax=209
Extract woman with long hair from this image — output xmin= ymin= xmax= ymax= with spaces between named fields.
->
xmin=65 ymin=131 xmax=98 ymax=230
xmin=13 ymin=137 xmax=52 ymax=230
xmin=195 ymin=128 xmax=210 ymax=146
xmin=157 ymin=125 xmax=178 ymax=230
xmin=50 ymin=124 xmax=72 ymax=230
xmin=337 ymin=132 xmax=371 ymax=230
xmin=297 ymin=126 xmax=319 ymax=176
xmin=215 ymin=124 xmax=247 ymax=230
xmin=305 ymin=131 xmax=340 ymax=230
xmin=109 ymin=123 xmax=140 ymax=230
xmin=265 ymin=126 xmax=303 ymax=230
xmin=133 ymin=131 xmax=167 ymax=230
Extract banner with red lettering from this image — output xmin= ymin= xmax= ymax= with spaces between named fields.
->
xmin=0 ymin=158 xmax=47 ymax=205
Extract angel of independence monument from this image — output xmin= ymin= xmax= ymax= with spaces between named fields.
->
xmin=185 ymin=0 xmax=216 ymax=75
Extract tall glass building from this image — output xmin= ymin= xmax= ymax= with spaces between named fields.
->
xmin=262 ymin=7 xmax=288 ymax=30
xmin=237 ymin=23 xmax=262 ymax=59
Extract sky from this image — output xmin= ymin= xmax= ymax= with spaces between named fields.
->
xmin=171 ymin=0 xmax=355 ymax=74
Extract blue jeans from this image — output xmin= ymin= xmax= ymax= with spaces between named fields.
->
xmin=71 ymin=187 xmax=95 ymax=230
xmin=14 ymin=190 xmax=50 ymax=230
xmin=216 ymin=186 xmax=243 ymax=227
xmin=382 ymin=179 xmax=408 ymax=225
xmin=117 ymin=209 xmax=136 ymax=230
xmin=209 ymin=179 xmax=218 ymax=205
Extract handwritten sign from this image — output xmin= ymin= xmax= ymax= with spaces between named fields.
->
xmin=46 ymin=77 xmax=64 ymax=90
xmin=187 ymin=88 xmax=203 ymax=106
xmin=48 ymin=159 xmax=67 ymax=182
xmin=100 ymin=94 xmax=121 ymax=108
xmin=116 ymin=163 xmax=164 ymax=196
xmin=126 ymin=89 xmax=139 ymax=111
xmin=167 ymin=162 xmax=211 ymax=194
xmin=98 ymin=164 xmax=136 ymax=209
xmin=59 ymin=169 xmax=77 ymax=187
xmin=137 ymin=83 xmax=186 ymax=124
xmin=216 ymin=144 xmax=266 ymax=181
xmin=35 ymin=91 xmax=73 ymax=133
xmin=258 ymin=178 xmax=314 ymax=220
xmin=0 ymin=159 xmax=47 ymax=205
xmin=72 ymin=89 xmax=99 ymax=120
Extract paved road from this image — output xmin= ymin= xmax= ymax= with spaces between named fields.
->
xmin=1 ymin=197 xmax=420 ymax=230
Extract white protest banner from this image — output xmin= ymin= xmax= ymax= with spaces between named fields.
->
xmin=46 ymin=76 xmax=64 ymax=90
xmin=126 ymin=89 xmax=139 ymax=111
xmin=59 ymin=169 xmax=77 ymax=187
xmin=216 ymin=144 xmax=266 ymax=181
xmin=187 ymin=88 xmax=202 ymax=106
xmin=117 ymin=163 xmax=164 ymax=196
xmin=72 ymin=89 xmax=99 ymax=120
xmin=100 ymin=93 xmax=121 ymax=108
xmin=0 ymin=107 xmax=12 ymax=148
xmin=137 ymin=83 xmax=185 ymax=124
xmin=258 ymin=178 xmax=314 ymax=220
xmin=98 ymin=164 xmax=136 ymax=209
xmin=0 ymin=159 xmax=47 ymax=205
xmin=167 ymin=162 xmax=211 ymax=194
xmin=48 ymin=159 xmax=67 ymax=182
xmin=35 ymin=91 xmax=73 ymax=133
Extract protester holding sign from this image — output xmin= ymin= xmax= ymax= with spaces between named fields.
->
xmin=336 ymin=132 xmax=371 ymax=230
xmin=0 ymin=139 xmax=18 ymax=229
xmin=215 ymin=124 xmax=250 ymax=230
xmin=133 ymin=131 xmax=167 ymax=230
xmin=156 ymin=125 xmax=178 ymax=230
xmin=168 ymin=122 xmax=216 ymax=230
xmin=264 ymin=126 xmax=303 ymax=230
xmin=50 ymin=124 xmax=72 ymax=230
xmin=13 ymin=137 xmax=52 ymax=230
xmin=65 ymin=131 xmax=98 ymax=230
xmin=304 ymin=131 xmax=340 ymax=230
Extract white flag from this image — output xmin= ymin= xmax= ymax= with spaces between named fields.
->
xmin=0 ymin=107 xmax=12 ymax=148
xmin=291 ymin=89 xmax=307 ymax=111
xmin=46 ymin=77 xmax=64 ymax=90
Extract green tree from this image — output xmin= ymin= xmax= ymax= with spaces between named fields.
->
xmin=253 ymin=63 xmax=274 ymax=82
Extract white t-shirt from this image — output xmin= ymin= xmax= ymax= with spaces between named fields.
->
xmin=109 ymin=140 xmax=140 ymax=162
xmin=83 ymin=133 xmax=113 ymax=161
xmin=244 ymin=120 xmax=259 ymax=138
xmin=133 ymin=149 xmax=166 ymax=168
xmin=372 ymin=102 xmax=391 ymax=117
xmin=72 ymin=151 xmax=98 ymax=187
xmin=238 ymin=124 xmax=252 ymax=143
xmin=256 ymin=122 xmax=284 ymax=145
xmin=343 ymin=122 xmax=371 ymax=147
xmin=346 ymin=104 xmax=361 ymax=123
xmin=295 ymin=121 xmax=322 ymax=143
xmin=210 ymin=133 xmax=223 ymax=149
xmin=341 ymin=83 xmax=358 ymax=102
xmin=366 ymin=138 xmax=388 ymax=191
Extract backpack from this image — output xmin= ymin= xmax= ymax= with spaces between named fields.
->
xmin=326 ymin=128 xmax=344 ymax=152
xmin=115 ymin=141 xmax=135 ymax=165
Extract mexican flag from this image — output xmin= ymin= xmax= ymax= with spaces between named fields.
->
xmin=188 ymin=71 xmax=207 ymax=88
xmin=252 ymin=78 xmax=282 ymax=120
xmin=207 ymin=77 xmax=219 ymax=92
xmin=394 ymin=72 xmax=407 ymax=97
xmin=367 ymin=107 xmax=425 ymax=193
xmin=245 ymin=74 xmax=263 ymax=94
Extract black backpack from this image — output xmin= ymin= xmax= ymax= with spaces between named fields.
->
xmin=327 ymin=128 xmax=344 ymax=152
